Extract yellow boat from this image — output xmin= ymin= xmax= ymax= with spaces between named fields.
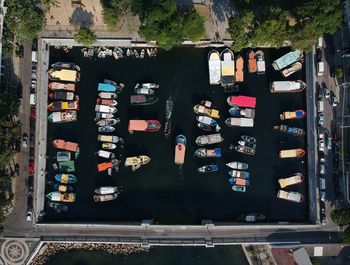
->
xmin=48 ymin=69 xmax=80 ymax=83
xmin=124 ymin=155 xmax=151 ymax=171
xmin=278 ymin=173 xmax=304 ymax=188
xmin=193 ymin=104 xmax=220 ymax=119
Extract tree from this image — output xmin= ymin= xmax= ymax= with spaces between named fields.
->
xmin=74 ymin=27 xmax=97 ymax=46
xmin=41 ymin=0 xmax=60 ymax=9
xmin=100 ymin=0 xmax=131 ymax=30
xmin=331 ymin=208 xmax=350 ymax=228
xmin=335 ymin=67 xmax=344 ymax=78
xmin=182 ymin=10 xmax=206 ymax=42
xmin=227 ymin=11 xmax=254 ymax=51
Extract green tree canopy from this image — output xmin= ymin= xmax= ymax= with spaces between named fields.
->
xmin=74 ymin=27 xmax=97 ymax=46
xmin=182 ymin=10 xmax=206 ymax=42
xmin=227 ymin=11 xmax=254 ymax=52
xmin=331 ymin=208 xmax=350 ymax=228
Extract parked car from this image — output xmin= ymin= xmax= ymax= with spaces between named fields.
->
xmin=327 ymin=137 xmax=332 ymax=150
xmin=31 ymin=80 xmax=36 ymax=90
xmin=28 ymin=160 xmax=34 ymax=175
xmin=22 ymin=133 xmax=28 ymax=148
xmin=318 ymin=113 xmax=324 ymax=126
xmin=29 ymin=133 xmax=35 ymax=148
xmin=319 ymin=139 xmax=325 ymax=152
xmin=324 ymin=87 xmax=331 ymax=98
xmin=27 ymin=194 xmax=33 ymax=221
xmin=31 ymin=69 xmax=37 ymax=80
xmin=27 ymin=175 xmax=34 ymax=193
xmin=316 ymin=48 xmax=322 ymax=62
xmin=29 ymin=147 xmax=35 ymax=160
xmin=320 ymin=191 xmax=326 ymax=202
xmin=320 ymin=163 xmax=326 ymax=175
xmin=14 ymin=163 xmax=19 ymax=178
xmin=332 ymin=95 xmax=338 ymax=107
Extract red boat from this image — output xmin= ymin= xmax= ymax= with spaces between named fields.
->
xmin=96 ymin=98 xmax=118 ymax=107
xmin=226 ymin=96 xmax=256 ymax=108
xmin=52 ymin=139 xmax=79 ymax=152
xmin=128 ymin=120 xmax=161 ymax=133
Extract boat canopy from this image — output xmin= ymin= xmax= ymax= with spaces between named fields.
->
xmin=128 ymin=120 xmax=148 ymax=131
xmin=51 ymin=112 xmax=62 ymax=122
xmin=98 ymin=83 xmax=116 ymax=92
xmin=208 ymin=51 xmax=221 ymax=85
xmin=279 ymin=174 xmax=303 ymax=188
xmin=257 ymin=60 xmax=265 ymax=73
xmin=278 ymin=190 xmax=302 ymax=202
xmin=175 ymin=142 xmax=186 ymax=165
xmin=228 ymin=96 xmax=256 ymax=108
xmin=58 ymin=161 xmax=75 ymax=172
xmin=279 ymin=150 xmax=298 ymax=158
xmin=272 ymin=81 xmax=303 ymax=92
xmin=50 ymin=69 xmax=78 ymax=82
xmin=272 ymin=50 xmax=302 ymax=70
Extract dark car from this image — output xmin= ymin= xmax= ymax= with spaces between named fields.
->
xmin=29 ymin=147 xmax=35 ymax=160
xmin=316 ymin=48 xmax=322 ymax=62
xmin=27 ymin=194 xmax=33 ymax=221
xmin=14 ymin=163 xmax=19 ymax=178
xmin=15 ymin=45 xmax=24 ymax=57
xmin=27 ymin=175 xmax=34 ymax=193
xmin=29 ymin=133 xmax=35 ymax=148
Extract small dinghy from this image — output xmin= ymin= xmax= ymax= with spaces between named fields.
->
xmin=98 ymin=126 xmax=115 ymax=133
xmin=197 ymin=164 xmax=218 ymax=173
xmin=102 ymin=143 xmax=117 ymax=150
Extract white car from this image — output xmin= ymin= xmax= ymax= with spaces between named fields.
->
xmin=320 ymin=164 xmax=326 ymax=175
xmin=327 ymin=137 xmax=332 ymax=150
xmin=320 ymin=191 xmax=326 ymax=202
xmin=332 ymin=96 xmax=338 ymax=107
xmin=324 ymin=88 xmax=331 ymax=98
xmin=319 ymin=139 xmax=325 ymax=152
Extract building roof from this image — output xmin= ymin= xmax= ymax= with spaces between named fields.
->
xmin=271 ymin=248 xmax=312 ymax=265
xmin=293 ymin=248 xmax=312 ymax=265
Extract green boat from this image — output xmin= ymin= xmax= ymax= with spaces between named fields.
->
xmin=58 ymin=161 xmax=75 ymax=172
xmin=48 ymin=111 xmax=77 ymax=123
xmin=74 ymin=147 xmax=80 ymax=159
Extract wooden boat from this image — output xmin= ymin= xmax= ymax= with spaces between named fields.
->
xmin=227 ymin=96 xmax=256 ymax=108
xmin=97 ymin=135 xmax=120 ymax=143
xmin=270 ymin=80 xmax=306 ymax=93
xmin=49 ymin=82 xmax=76 ymax=92
xmin=95 ymin=105 xmax=117 ymax=114
xmin=277 ymin=190 xmax=304 ymax=203
xmin=54 ymin=173 xmax=77 ymax=184
xmin=198 ymin=164 xmax=218 ymax=173
xmin=128 ymin=120 xmax=161 ymax=133
xmin=228 ymin=177 xmax=250 ymax=187
xmin=48 ymin=111 xmax=77 ymax=123
xmin=124 ymin=156 xmax=150 ymax=171
xmin=56 ymin=151 xmax=71 ymax=162
xmin=96 ymin=118 xmax=119 ymax=127
xmin=93 ymin=193 xmax=119 ymax=202
xmin=196 ymin=116 xmax=218 ymax=127
xmin=247 ymin=50 xmax=257 ymax=73
xmin=95 ymin=113 xmax=115 ymax=121
xmin=98 ymin=92 xmax=117 ymax=99
xmin=195 ymin=133 xmax=223 ymax=146
xmin=279 ymin=148 xmax=306 ymax=158
xmin=193 ymin=104 xmax=220 ymax=119
xmin=235 ymin=145 xmax=255 ymax=155
xmin=208 ymin=50 xmax=221 ymax=85
xmin=194 ymin=148 xmax=221 ymax=158
xmin=228 ymin=170 xmax=250 ymax=179
xmin=235 ymin=55 xmax=244 ymax=82
xmin=52 ymin=139 xmax=79 ymax=152
xmin=281 ymin=62 xmax=302 ymax=77
xmin=102 ymin=143 xmax=117 ymax=150
xmin=98 ymin=127 xmax=114 ymax=135
xmin=48 ymin=101 xmax=79 ymax=111
xmin=174 ymin=135 xmax=186 ymax=165
xmin=255 ymin=50 xmax=266 ymax=75
xmin=239 ymin=213 xmax=265 ymax=222
xmin=96 ymin=98 xmax=118 ymax=106
xmin=220 ymin=48 xmax=235 ymax=87
xmin=197 ymin=123 xmax=220 ymax=132
xmin=95 ymin=186 xmax=121 ymax=195
xmin=278 ymin=173 xmax=304 ymax=188
xmin=48 ymin=182 xmax=74 ymax=193
xmin=238 ymin=140 xmax=256 ymax=149
xmin=46 ymin=192 xmax=76 ymax=203
xmin=280 ymin=110 xmax=306 ymax=120
xmin=226 ymin=161 xmax=248 ymax=170
xmin=58 ymin=161 xmax=75 ymax=172
xmin=48 ymin=69 xmax=80 ymax=83
xmin=51 ymin=62 xmax=80 ymax=71
xmin=49 ymin=92 xmax=75 ymax=101
xmin=274 ymin=125 xmax=305 ymax=137
xmin=130 ymin=95 xmax=159 ymax=105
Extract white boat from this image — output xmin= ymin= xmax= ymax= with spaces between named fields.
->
xmin=225 ymin=118 xmax=254 ymax=127
xmin=281 ymin=62 xmax=303 ymax=77
xmin=98 ymin=92 xmax=117 ymax=99
xmin=220 ymin=48 xmax=235 ymax=87
xmin=255 ymin=50 xmax=266 ymax=75
xmin=95 ymin=186 xmax=121 ymax=195
xmin=195 ymin=133 xmax=223 ymax=146
xmin=226 ymin=162 xmax=248 ymax=170
xmin=272 ymin=50 xmax=302 ymax=70
xmin=270 ymin=80 xmax=306 ymax=93
xmin=277 ymin=190 xmax=304 ymax=203
xmin=208 ymin=50 xmax=221 ymax=85
xmin=95 ymin=105 xmax=117 ymax=113
xmin=135 ymin=88 xmax=154 ymax=95
xmin=96 ymin=150 xmax=115 ymax=159
xmin=278 ymin=173 xmax=304 ymax=188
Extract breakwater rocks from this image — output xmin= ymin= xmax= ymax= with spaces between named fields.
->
xmin=30 ymin=243 xmax=149 ymax=265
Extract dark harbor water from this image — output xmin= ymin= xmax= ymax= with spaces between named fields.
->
xmin=45 ymin=47 xmax=307 ymax=224
xmin=44 ymin=246 xmax=248 ymax=265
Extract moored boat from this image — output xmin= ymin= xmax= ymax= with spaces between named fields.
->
xmin=54 ymin=173 xmax=77 ymax=184
xmin=48 ymin=101 xmax=79 ymax=111
xmin=98 ymin=92 xmax=117 ymax=99
xmin=96 ymin=118 xmax=119 ymax=127
xmin=220 ymin=48 xmax=235 ymax=87
xmin=196 ymin=116 xmax=217 ymax=127
xmin=52 ymin=139 xmax=79 ymax=152
xmin=277 ymin=190 xmax=304 ymax=203
xmin=96 ymin=98 xmax=118 ymax=106
xmin=97 ymin=135 xmax=120 ymax=143
xmin=235 ymin=145 xmax=255 ymax=155
xmin=235 ymin=55 xmax=244 ymax=82
xmin=140 ymin=49 xmax=145 ymax=59
xmin=272 ymin=50 xmax=303 ymax=71
xmin=48 ymin=82 xmax=76 ymax=92
xmin=98 ymin=83 xmax=116 ymax=92
xmin=270 ymin=80 xmax=306 ymax=93
xmin=228 ymin=177 xmax=250 ymax=187
xmin=232 ymin=185 xmax=246 ymax=192
xmin=135 ymin=87 xmax=154 ymax=95
xmin=197 ymin=123 xmax=220 ymax=132
xmin=228 ymin=105 xmax=241 ymax=117
xmin=49 ymin=92 xmax=75 ymax=101
xmin=279 ymin=148 xmax=306 ymax=158
xmin=135 ymin=83 xmax=160 ymax=89
xmin=97 ymin=161 xmax=113 ymax=172
xmin=96 ymin=150 xmax=115 ymax=159
xmin=225 ymin=117 xmax=254 ymax=127
xmin=195 ymin=133 xmax=223 ymax=146
xmin=95 ymin=105 xmax=117 ymax=113
xmin=125 ymin=155 xmax=151 ymax=171
xmin=281 ymin=62 xmax=303 ymax=77
xmin=57 ymin=151 xmax=71 ymax=162
xmin=93 ymin=193 xmax=119 ymax=202
xmin=102 ymin=143 xmax=117 ymax=150
xmin=198 ymin=164 xmax=218 ymax=173
xmin=174 ymin=135 xmax=186 ymax=165
xmin=130 ymin=95 xmax=159 ymax=105
xmin=48 ymin=69 xmax=80 ymax=82
xmin=227 ymin=95 xmax=256 ymax=108
xmin=194 ymin=148 xmax=221 ymax=158
xmin=193 ymin=104 xmax=220 ymax=119
xmin=48 ymin=111 xmax=77 ymax=123
xmin=51 ymin=62 xmax=80 ymax=71
xmin=95 ymin=112 xmax=115 ymax=121
xmin=273 ymin=125 xmax=305 ymax=137
xmin=238 ymin=140 xmax=256 ymax=149
xmin=98 ymin=126 xmax=115 ymax=133
xmin=278 ymin=172 xmax=304 ymax=188
xmin=128 ymin=120 xmax=161 ymax=133
xmin=247 ymin=50 xmax=257 ymax=73
xmin=48 ymin=182 xmax=74 ymax=193
xmin=241 ymin=135 xmax=257 ymax=143
xmin=58 ymin=161 xmax=75 ymax=172
xmin=239 ymin=213 xmax=265 ymax=222
xmin=226 ymin=161 xmax=248 ymax=170
xmin=104 ymin=79 xmax=124 ymax=94
xmin=255 ymin=50 xmax=266 ymax=75
xmin=208 ymin=50 xmax=221 ymax=85
xmin=280 ymin=110 xmax=306 ymax=120
xmin=46 ymin=192 xmax=76 ymax=203
xmin=228 ymin=170 xmax=250 ymax=179
xmin=95 ymin=186 xmax=122 ymax=195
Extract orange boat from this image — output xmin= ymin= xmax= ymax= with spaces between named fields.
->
xmin=247 ymin=50 xmax=257 ymax=73
xmin=174 ymin=135 xmax=186 ymax=165
xmin=279 ymin=148 xmax=306 ymax=158
xmin=128 ymin=120 xmax=161 ymax=133
xmin=235 ymin=55 xmax=244 ymax=82
xmin=52 ymin=139 xmax=79 ymax=152
xmin=48 ymin=82 xmax=76 ymax=92
xmin=97 ymin=162 xmax=113 ymax=172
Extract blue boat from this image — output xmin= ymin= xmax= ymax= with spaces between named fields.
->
xmin=198 ymin=164 xmax=218 ymax=173
xmin=98 ymin=83 xmax=116 ymax=92
xmin=48 ymin=181 xmax=74 ymax=192
xmin=229 ymin=105 xmax=241 ymax=117
xmin=228 ymin=177 xmax=250 ymax=187
xmin=54 ymin=173 xmax=77 ymax=184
